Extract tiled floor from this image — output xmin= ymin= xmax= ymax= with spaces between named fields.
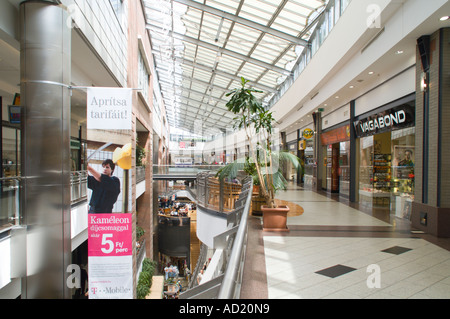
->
xmin=242 ymin=183 xmax=450 ymax=299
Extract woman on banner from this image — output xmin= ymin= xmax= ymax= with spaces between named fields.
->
xmin=87 ymin=159 xmax=121 ymax=214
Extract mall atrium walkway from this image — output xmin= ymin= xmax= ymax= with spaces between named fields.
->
xmin=241 ymin=183 xmax=450 ymax=299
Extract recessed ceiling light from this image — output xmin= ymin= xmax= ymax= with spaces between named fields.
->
xmin=368 ymin=71 xmax=374 ymax=75
xmin=349 ymin=85 xmax=354 ymax=89
xmin=396 ymin=50 xmax=404 ymax=55
xmin=335 ymin=96 xmax=339 ymax=99
xmin=440 ymin=16 xmax=450 ymax=21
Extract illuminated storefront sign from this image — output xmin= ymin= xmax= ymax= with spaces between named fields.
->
xmin=321 ymin=124 xmax=350 ymax=145
xmin=302 ymin=128 xmax=314 ymax=139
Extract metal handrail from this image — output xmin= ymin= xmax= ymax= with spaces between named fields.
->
xmin=136 ymin=166 xmax=146 ymax=183
xmin=70 ymin=170 xmax=88 ymax=205
xmin=179 ymin=174 xmax=252 ymax=299
xmin=0 ymin=176 xmax=22 ymax=228
xmin=217 ymin=180 xmax=252 ymax=299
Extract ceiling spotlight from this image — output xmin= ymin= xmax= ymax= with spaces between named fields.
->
xmin=396 ymin=50 xmax=404 ymax=55
xmin=349 ymin=85 xmax=354 ymax=89
xmin=368 ymin=71 xmax=374 ymax=75
xmin=440 ymin=16 xmax=450 ymax=21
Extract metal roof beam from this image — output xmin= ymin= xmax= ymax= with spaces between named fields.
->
xmin=159 ymin=80 xmax=230 ymax=104
xmin=152 ymin=50 xmax=277 ymax=94
xmin=147 ymin=24 xmax=291 ymax=76
xmin=173 ymin=57 xmax=277 ymax=93
xmin=155 ymin=66 xmax=231 ymax=93
xmin=171 ymin=0 xmax=308 ymax=46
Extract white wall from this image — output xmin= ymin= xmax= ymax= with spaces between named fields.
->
xmin=196 ymin=208 xmax=228 ymax=248
xmin=355 ymin=66 xmax=415 ymax=116
xmin=62 ymin=0 xmax=128 ymax=86
xmin=322 ymin=104 xmax=350 ymax=131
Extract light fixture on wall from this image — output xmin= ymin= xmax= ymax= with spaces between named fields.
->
xmin=420 ymin=72 xmax=428 ymax=92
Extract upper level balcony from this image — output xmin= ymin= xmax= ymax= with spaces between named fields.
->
xmin=1 ymin=164 xmax=252 ymax=299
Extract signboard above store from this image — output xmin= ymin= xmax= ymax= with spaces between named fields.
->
xmin=353 ymin=103 xmax=415 ymax=138
xmin=321 ymin=124 xmax=350 ymax=145
xmin=302 ymin=128 xmax=314 ymax=139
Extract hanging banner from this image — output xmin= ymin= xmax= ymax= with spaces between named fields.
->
xmin=88 ymin=213 xmax=133 ymax=299
xmin=87 ymin=87 xmax=132 ymax=130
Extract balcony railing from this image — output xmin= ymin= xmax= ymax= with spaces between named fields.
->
xmin=0 ymin=177 xmax=21 ymax=229
xmin=179 ymin=173 xmax=253 ymax=299
xmin=153 ymin=164 xmax=223 ymax=175
xmin=71 ymin=171 xmax=88 ymax=205
xmin=136 ymin=166 xmax=146 ymax=183
xmin=1 ymin=170 xmax=92 ymax=230
xmin=196 ymin=172 xmax=243 ymax=213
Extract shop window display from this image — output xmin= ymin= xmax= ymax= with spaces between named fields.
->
xmin=391 ymin=127 xmax=415 ymax=219
xmin=359 ymin=135 xmax=374 ymax=206
xmin=303 ymin=140 xmax=314 ymax=188
xmin=339 ymin=141 xmax=350 ymax=197
xmin=358 ymin=128 xmax=415 ymax=219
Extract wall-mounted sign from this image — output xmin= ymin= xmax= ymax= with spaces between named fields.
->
xmin=302 ymin=128 xmax=314 ymax=139
xmin=353 ymin=103 xmax=415 ymax=138
xmin=298 ymin=140 xmax=306 ymax=151
xmin=8 ymin=106 xmax=21 ymax=124
xmin=87 ymin=88 xmax=132 ymax=130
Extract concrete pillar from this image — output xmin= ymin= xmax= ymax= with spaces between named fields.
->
xmin=20 ymin=1 xmax=71 ymax=298
xmin=412 ymin=28 xmax=450 ymax=237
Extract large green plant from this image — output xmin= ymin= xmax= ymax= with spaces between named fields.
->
xmin=217 ymin=77 xmax=301 ymax=208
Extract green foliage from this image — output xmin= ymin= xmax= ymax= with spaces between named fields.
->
xmin=136 ymin=226 xmax=145 ymax=241
xmin=136 ymin=144 xmax=146 ymax=167
xmin=219 ymin=77 xmax=302 ymax=208
xmin=136 ymin=258 xmax=158 ymax=299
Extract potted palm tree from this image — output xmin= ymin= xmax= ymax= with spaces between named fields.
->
xmin=217 ymin=77 xmax=301 ymax=231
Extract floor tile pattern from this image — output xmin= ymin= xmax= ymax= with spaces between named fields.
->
xmin=242 ymin=183 xmax=450 ymax=299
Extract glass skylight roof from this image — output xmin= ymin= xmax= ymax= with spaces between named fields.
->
xmin=144 ymin=0 xmax=326 ymax=137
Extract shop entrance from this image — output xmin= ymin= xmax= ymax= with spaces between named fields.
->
xmin=321 ymin=124 xmax=351 ymax=196
xmin=326 ymin=143 xmax=340 ymax=193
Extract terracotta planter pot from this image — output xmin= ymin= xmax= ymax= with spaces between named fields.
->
xmin=262 ymin=205 xmax=290 ymax=232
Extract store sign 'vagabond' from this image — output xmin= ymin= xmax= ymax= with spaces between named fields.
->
xmin=353 ymin=103 xmax=415 ymax=138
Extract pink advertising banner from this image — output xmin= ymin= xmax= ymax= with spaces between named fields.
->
xmin=88 ymin=214 xmax=132 ymax=257
xmin=88 ymin=213 xmax=133 ymax=299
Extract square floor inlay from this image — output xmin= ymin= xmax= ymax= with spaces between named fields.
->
xmin=315 ymin=264 xmax=357 ymax=278
xmin=381 ymin=246 xmax=412 ymax=255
